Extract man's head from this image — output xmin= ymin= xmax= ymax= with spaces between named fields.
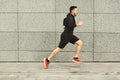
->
xmin=69 ymin=6 xmax=78 ymax=16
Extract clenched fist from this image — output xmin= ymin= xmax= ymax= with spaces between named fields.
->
xmin=76 ymin=21 xmax=84 ymax=27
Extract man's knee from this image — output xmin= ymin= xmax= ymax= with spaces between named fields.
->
xmin=76 ymin=40 xmax=83 ymax=46
xmin=55 ymin=47 xmax=63 ymax=52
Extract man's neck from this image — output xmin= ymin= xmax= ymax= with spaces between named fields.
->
xmin=70 ymin=12 xmax=75 ymax=17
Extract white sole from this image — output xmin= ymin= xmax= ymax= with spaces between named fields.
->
xmin=43 ymin=58 xmax=47 ymax=69
xmin=72 ymin=60 xmax=82 ymax=63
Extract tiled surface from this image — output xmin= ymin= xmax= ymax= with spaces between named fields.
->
xmin=19 ymin=13 xmax=55 ymax=31
xmin=0 ymin=51 xmax=18 ymax=61
xmin=0 ymin=0 xmax=17 ymax=12
xmin=0 ymin=13 xmax=17 ymax=31
xmin=0 ymin=63 xmax=119 ymax=80
xmin=94 ymin=14 xmax=120 ymax=32
xmin=94 ymin=53 xmax=120 ymax=61
xmin=19 ymin=51 xmax=93 ymax=62
xmin=18 ymin=0 xmax=55 ymax=12
xmin=56 ymin=0 xmax=93 ymax=13
xmin=0 ymin=0 xmax=120 ymax=62
xmin=19 ymin=32 xmax=56 ymax=50
xmin=94 ymin=33 xmax=120 ymax=53
xmin=94 ymin=0 xmax=120 ymax=13
xmin=0 ymin=32 xmax=18 ymax=50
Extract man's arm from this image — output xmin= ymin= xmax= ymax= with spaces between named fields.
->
xmin=67 ymin=17 xmax=76 ymax=28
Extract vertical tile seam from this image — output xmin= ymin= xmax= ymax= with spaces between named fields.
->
xmin=55 ymin=0 xmax=57 ymax=48
xmin=17 ymin=0 xmax=19 ymax=62
xmin=93 ymin=0 xmax=95 ymax=62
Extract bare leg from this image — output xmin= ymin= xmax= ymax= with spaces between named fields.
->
xmin=48 ymin=47 xmax=62 ymax=61
xmin=74 ymin=40 xmax=83 ymax=57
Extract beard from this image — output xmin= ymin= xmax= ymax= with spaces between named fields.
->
xmin=74 ymin=13 xmax=77 ymax=16
xmin=73 ymin=12 xmax=78 ymax=16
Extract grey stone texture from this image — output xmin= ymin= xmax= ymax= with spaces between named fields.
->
xmin=0 ymin=0 xmax=120 ymax=62
xmin=0 ymin=63 xmax=119 ymax=80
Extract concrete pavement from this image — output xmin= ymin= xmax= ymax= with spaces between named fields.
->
xmin=0 ymin=63 xmax=120 ymax=80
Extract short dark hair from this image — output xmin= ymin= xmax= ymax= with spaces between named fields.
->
xmin=69 ymin=6 xmax=77 ymax=12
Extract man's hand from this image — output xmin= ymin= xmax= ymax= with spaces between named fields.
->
xmin=76 ymin=21 xmax=84 ymax=27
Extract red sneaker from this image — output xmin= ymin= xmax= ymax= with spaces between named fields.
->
xmin=43 ymin=58 xmax=50 ymax=69
xmin=72 ymin=57 xmax=82 ymax=63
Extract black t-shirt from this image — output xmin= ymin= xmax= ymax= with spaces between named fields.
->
xmin=63 ymin=13 xmax=76 ymax=34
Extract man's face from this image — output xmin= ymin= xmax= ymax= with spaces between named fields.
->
xmin=72 ymin=8 xmax=78 ymax=16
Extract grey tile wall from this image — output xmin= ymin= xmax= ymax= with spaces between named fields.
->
xmin=0 ymin=0 xmax=120 ymax=62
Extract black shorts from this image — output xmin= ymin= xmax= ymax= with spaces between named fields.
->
xmin=58 ymin=33 xmax=79 ymax=49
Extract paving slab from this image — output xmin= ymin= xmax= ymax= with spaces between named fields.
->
xmin=0 ymin=63 xmax=119 ymax=80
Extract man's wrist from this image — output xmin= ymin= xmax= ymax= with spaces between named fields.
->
xmin=76 ymin=23 xmax=78 ymax=27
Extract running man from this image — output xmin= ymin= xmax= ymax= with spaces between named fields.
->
xmin=44 ymin=6 xmax=84 ymax=69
